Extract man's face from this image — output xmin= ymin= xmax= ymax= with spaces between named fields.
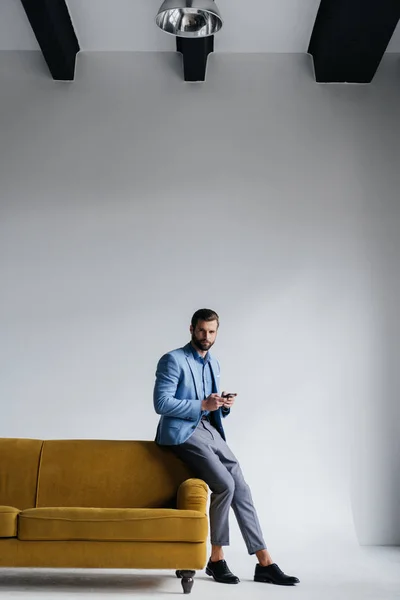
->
xmin=190 ymin=319 xmax=218 ymax=353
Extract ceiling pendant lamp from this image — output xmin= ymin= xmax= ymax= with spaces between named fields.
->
xmin=155 ymin=0 xmax=223 ymax=38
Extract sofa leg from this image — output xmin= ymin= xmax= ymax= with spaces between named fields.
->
xmin=176 ymin=570 xmax=195 ymax=593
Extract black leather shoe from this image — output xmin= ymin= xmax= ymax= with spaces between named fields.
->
xmin=254 ymin=563 xmax=300 ymax=585
xmin=206 ymin=559 xmax=240 ymax=584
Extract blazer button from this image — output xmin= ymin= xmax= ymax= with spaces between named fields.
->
xmin=192 ymin=425 xmax=196 ymax=429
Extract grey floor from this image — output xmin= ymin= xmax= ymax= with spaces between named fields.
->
xmin=0 ymin=544 xmax=399 ymax=599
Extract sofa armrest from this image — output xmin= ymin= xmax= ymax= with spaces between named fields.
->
xmin=177 ymin=478 xmax=208 ymax=514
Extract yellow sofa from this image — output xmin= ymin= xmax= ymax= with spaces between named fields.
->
xmin=0 ymin=438 xmax=209 ymax=593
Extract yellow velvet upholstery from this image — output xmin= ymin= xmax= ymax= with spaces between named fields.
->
xmin=19 ymin=506 xmax=207 ymax=542
xmin=0 ymin=438 xmax=209 ymax=573
xmin=0 ymin=438 xmax=43 ymax=509
xmin=0 ymin=539 xmax=207 ymax=569
xmin=36 ymin=440 xmax=193 ymax=508
xmin=0 ymin=506 xmax=20 ymax=537
xmin=177 ymin=478 xmax=208 ymax=512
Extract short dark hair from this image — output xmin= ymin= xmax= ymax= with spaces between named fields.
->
xmin=191 ymin=308 xmax=219 ymax=329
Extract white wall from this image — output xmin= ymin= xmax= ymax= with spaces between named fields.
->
xmin=0 ymin=51 xmax=399 ymax=549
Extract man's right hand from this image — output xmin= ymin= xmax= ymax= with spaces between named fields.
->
xmin=201 ymin=393 xmax=224 ymax=412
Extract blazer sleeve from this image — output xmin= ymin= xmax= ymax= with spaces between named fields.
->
xmin=153 ymin=353 xmax=202 ymax=421
xmin=221 ymin=405 xmax=231 ymax=418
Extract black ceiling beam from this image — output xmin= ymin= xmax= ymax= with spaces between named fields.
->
xmin=20 ymin=0 xmax=80 ymax=80
xmin=308 ymin=0 xmax=400 ymax=83
xmin=176 ymin=36 xmax=214 ymax=82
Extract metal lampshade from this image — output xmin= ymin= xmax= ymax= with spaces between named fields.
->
xmin=155 ymin=0 xmax=223 ymax=38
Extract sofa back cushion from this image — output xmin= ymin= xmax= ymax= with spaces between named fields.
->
xmin=36 ymin=440 xmax=193 ymax=508
xmin=0 ymin=438 xmax=44 ymax=509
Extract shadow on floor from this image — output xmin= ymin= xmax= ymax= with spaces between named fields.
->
xmin=0 ymin=569 xmax=202 ymax=594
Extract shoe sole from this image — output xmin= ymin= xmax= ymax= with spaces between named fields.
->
xmin=206 ymin=567 xmax=240 ymax=583
xmin=254 ymin=576 xmax=296 ymax=585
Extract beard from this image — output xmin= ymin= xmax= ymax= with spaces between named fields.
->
xmin=191 ymin=334 xmax=214 ymax=352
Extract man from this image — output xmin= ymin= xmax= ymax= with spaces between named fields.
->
xmin=153 ymin=308 xmax=299 ymax=586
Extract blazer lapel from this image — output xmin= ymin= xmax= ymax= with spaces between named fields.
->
xmin=209 ymin=356 xmax=220 ymax=394
xmin=184 ymin=344 xmax=202 ymax=400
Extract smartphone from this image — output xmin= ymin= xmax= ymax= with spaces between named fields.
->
xmin=221 ymin=393 xmax=237 ymax=398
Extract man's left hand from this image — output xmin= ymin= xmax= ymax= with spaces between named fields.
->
xmin=221 ymin=391 xmax=237 ymax=408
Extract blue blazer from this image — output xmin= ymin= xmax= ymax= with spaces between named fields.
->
xmin=154 ymin=342 xmax=230 ymax=445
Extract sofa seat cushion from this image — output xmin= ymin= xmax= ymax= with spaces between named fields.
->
xmin=18 ymin=507 xmax=208 ymax=542
xmin=0 ymin=506 xmax=20 ymax=537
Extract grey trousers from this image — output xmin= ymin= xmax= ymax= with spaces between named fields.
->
xmin=171 ymin=419 xmax=267 ymax=555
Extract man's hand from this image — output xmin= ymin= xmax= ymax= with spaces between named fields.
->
xmin=221 ymin=391 xmax=237 ymax=408
xmin=201 ymin=393 xmax=224 ymax=412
